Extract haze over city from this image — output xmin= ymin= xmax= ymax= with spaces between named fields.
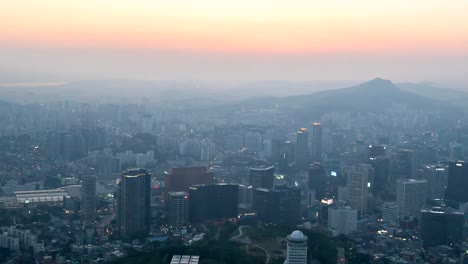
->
xmin=1 ymin=0 xmax=468 ymax=86
xmin=2 ymin=1 xmax=468 ymax=264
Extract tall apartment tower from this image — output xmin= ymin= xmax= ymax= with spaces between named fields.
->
xmin=311 ymin=122 xmax=322 ymax=162
xmin=81 ymin=175 xmax=97 ymax=223
xmin=117 ymin=168 xmax=151 ymax=240
xmin=284 ymin=230 xmax=308 ymax=264
xmin=167 ymin=192 xmax=189 ymax=228
xmin=295 ymin=128 xmax=309 ymax=169
xmin=347 ymin=164 xmax=372 ymax=212
xmin=396 ymin=179 xmax=427 ymax=217
xmin=249 ymin=166 xmax=274 ymax=189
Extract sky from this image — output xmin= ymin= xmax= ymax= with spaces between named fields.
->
xmin=1 ymin=0 xmax=468 ymax=86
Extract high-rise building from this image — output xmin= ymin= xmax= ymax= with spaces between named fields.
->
xmin=396 ymin=179 xmax=427 ymax=217
xmin=381 ymin=202 xmax=399 ymax=225
xmin=284 ymin=230 xmax=308 ymax=264
xmin=164 ymin=167 xmax=214 ymax=198
xmin=311 ymin=122 xmax=322 ymax=162
xmin=295 ymin=128 xmax=309 ymax=169
xmin=308 ymin=162 xmax=327 ymax=200
xmin=249 ymin=166 xmax=274 ymax=189
xmin=81 ymin=175 xmax=97 ymax=223
xmin=189 ymin=184 xmax=238 ymax=223
xmin=328 ymin=206 xmax=358 ymax=236
xmin=393 ymin=149 xmax=415 ymax=179
xmin=117 ymin=168 xmax=151 ymax=240
xmin=369 ymin=144 xmax=387 ymax=159
xmin=421 ymin=207 xmax=464 ymax=248
xmin=421 ymin=164 xmax=447 ymax=200
xmin=167 ymin=192 xmax=189 ymax=228
xmin=370 ymin=156 xmax=390 ymax=193
xmin=346 ymin=164 xmax=372 ymax=212
xmin=238 ymin=184 xmax=254 ymax=209
xmin=446 ymin=161 xmax=468 ymax=205
xmin=245 ymin=131 xmax=263 ymax=153
xmin=254 ymin=186 xmax=301 ymax=226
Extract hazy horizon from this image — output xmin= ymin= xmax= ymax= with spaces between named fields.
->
xmin=1 ymin=1 xmax=468 ymax=88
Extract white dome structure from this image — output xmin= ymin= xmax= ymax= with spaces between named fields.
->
xmin=290 ymin=230 xmax=305 ymax=239
xmin=284 ymin=230 xmax=308 ymax=264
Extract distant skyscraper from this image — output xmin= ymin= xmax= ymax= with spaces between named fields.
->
xmin=284 ymin=230 xmax=308 ymax=264
xmin=117 ymin=168 xmax=151 ymax=240
xmin=295 ymin=128 xmax=309 ymax=169
xmin=421 ymin=164 xmax=447 ymax=200
xmin=81 ymin=175 xmax=97 ymax=223
xmin=421 ymin=207 xmax=464 ymax=248
xmin=328 ymin=206 xmax=358 ymax=236
xmin=346 ymin=164 xmax=372 ymax=212
xmin=311 ymin=122 xmax=322 ymax=162
xmin=254 ymin=186 xmax=301 ymax=226
xmin=446 ymin=161 xmax=468 ymax=205
xmin=396 ymin=179 xmax=427 ymax=217
xmin=167 ymin=192 xmax=189 ymax=228
xmin=249 ymin=166 xmax=274 ymax=189
xmin=189 ymin=184 xmax=238 ymax=223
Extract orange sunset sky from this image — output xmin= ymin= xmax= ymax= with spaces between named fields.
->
xmin=1 ymin=0 xmax=468 ymax=85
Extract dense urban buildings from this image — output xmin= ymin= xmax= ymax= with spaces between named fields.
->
xmin=117 ymin=169 xmax=151 ymax=240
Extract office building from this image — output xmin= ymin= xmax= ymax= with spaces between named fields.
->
xmin=81 ymin=175 xmax=97 ymax=223
xmin=249 ymin=165 xmax=274 ymax=189
xmin=308 ymin=162 xmax=327 ymax=200
xmin=328 ymin=206 xmax=358 ymax=236
xmin=117 ymin=168 xmax=151 ymax=240
xmin=238 ymin=184 xmax=254 ymax=209
xmin=369 ymin=144 xmax=387 ymax=159
xmin=346 ymin=164 xmax=372 ymax=212
xmin=167 ymin=192 xmax=189 ymax=228
xmin=381 ymin=202 xmax=399 ymax=224
xmin=421 ymin=164 xmax=447 ymax=200
xmin=446 ymin=161 xmax=468 ymax=205
xmin=254 ymin=186 xmax=301 ymax=226
xmin=284 ymin=230 xmax=308 ymax=264
xmin=396 ymin=179 xmax=427 ymax=217
xmin=421 ymin=207 xmax=464 ymax=248
xmin=164 ymin=167 xmax=214 ymax=198
xmin=311 ymin=122 xmax=322 ymax=162
xmin=189 ymin=184 xmax=238 ymax=223
xmin=295 ymin=128 xmax=309 ymax=169
xmin=370 ymin=156 xmax=390 ymax=193
xmin=393 ymin=149 xmax=415 ymax=179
